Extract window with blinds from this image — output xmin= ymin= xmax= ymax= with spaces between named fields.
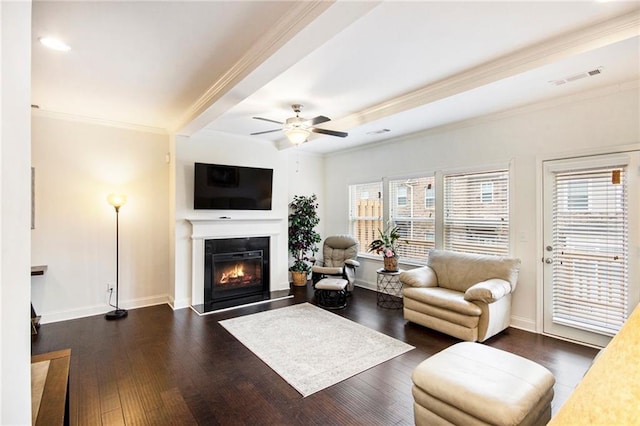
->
xmin=349 ymin=182 xmax=383 ymax=255
xmin=552 ymin=167 xmax=628 ymax=336
xmin=389 ymin=176 xmax=436 ymax=264
xmin=443 ymin=169 xmax=509 ymax=256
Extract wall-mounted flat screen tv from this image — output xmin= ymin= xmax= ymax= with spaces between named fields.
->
xmin=194 ymin=162 xmax=273 ymax=210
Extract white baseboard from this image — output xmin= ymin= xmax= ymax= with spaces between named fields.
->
xmin=39 ymin=289 xmax=540 ymax=339
xmin=169 ymin=297 xmax=192 ymax=310
xmin=508 ymin=315 xmax=537 ymax=333
xmin=39 ymin=294 xmax=171 ymax=324
xmin=355 ymin=280 xmax=376 ymax=292
xmin=123 ymin=295 xmax=170 ymax=310
xmin=40 ymin=305 xmax=111 ymax=324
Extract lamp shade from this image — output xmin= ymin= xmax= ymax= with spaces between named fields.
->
xmin=107 ymin=193 xmax=127 ymax=208
xmin=285 ymin=127 xmax=310 ymax=145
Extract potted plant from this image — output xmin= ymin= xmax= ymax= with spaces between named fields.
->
xmin=368 ymin=222 xmax=407 ymax=272
xmin=288 ymin=194 xmax=322 ymax=286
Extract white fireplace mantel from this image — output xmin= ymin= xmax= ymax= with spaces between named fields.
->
xmin=187 ymin=217 xmax=284 ymax=240
xmin=187 ymin=217 xmax=286 ymax=306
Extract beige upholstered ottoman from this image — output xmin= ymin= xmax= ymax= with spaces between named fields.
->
xmin=314 ymin=278 xmax=348 ymax=309
xmin=412 ymin=342 xmax=555 ymax=426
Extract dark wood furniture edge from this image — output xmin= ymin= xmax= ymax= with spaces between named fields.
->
xmin=32 ymin=349 xmax=71 ymax=426
xmin=30 ymin=265 xmax=47 ymax=334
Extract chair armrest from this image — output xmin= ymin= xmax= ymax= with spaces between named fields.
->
xmin=399 ymin=267 xmax=438 ymax=288
xmin=464 ymin=278 xmax=511 ymax=303
xmin=344 ymin=259 xmax=360 ymax=268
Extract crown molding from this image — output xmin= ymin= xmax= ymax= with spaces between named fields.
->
xmin=31 ymin=109 xmax=168 ymax=135
xmin=325 ymin=78 xmax=640 ymax=158
xmin=450 ymin=79 xmax=640 ymax=132
xmin=330 ymin=9 xmax=640 ymax=132
xmin=171 ymin=1 xmax=334 ymax=133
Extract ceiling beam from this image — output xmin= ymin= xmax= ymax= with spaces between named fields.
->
xmin=321 ymin=9 xmax=640 ymax=139
xmin=172 ymin=1 xmax=333 ymax=135
xmin=174 ymin=1 xmax=381 ymax=136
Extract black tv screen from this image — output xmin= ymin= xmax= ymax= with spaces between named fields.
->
xmin=194 ymin=162 xmax=273 ymax=210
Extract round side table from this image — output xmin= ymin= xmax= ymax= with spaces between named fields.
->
xmin=376 ymin=268 xmax=404 ymax=309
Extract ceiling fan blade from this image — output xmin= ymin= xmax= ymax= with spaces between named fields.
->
xmin=305 ymin=115 xmax=331 ymax=126
xmin=250 ymin=129 xmax=282 ymax=136
xmin=253 ymin=117 xmax=283 ymax=125
xmin=311 ymin=127 xmax=348 ymax=138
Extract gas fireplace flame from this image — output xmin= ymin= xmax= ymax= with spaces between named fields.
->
xmin=220 ymin=264 xmax=245 ymax=284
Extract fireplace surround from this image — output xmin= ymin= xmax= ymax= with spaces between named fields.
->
xmin=187 ymin=217 xmax=289 ymax=314
xmin=204 ymin=236 xmax=270 ymax=311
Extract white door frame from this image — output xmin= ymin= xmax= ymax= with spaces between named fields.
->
xmin=535 ymin=143 xmax=640 ymax=341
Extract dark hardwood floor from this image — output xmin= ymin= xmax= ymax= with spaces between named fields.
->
xmin=31 ymin=285 xmax=598 ymax=426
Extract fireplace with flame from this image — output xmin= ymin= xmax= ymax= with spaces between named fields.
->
xmin=204 ymin=236 xmax=270 ymax=311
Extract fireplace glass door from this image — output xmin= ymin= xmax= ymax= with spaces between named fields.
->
xmin=211 ymin=250 xmax=263 ymax=301
xmin=203 ymin=236 xmax=270 ymax=311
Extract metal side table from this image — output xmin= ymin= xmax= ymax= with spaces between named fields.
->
xmin=376 ymin=268 xmax=404 ymax=309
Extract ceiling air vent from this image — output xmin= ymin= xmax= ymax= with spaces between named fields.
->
xmin=366 ymin=128 xmax=391 ymax=135
xmin=549 ymin=67 xmax=604 ymax=86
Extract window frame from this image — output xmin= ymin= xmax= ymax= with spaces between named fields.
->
xmin=346 ymin=162 xmax=513 ymax=262
xmin=388 ymin=174 xmax=437 ymax=265
xmin=442 ymin=166 xmax=511 ymax=256
xmin=348 ymin=181 xmax=383 ymax=259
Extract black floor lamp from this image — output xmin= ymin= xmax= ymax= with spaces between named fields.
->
xmin=106 ymin=193 xmax=128 ymax=320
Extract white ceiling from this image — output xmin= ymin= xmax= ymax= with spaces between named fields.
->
xmin=32 ymin=1 xmax=640 ymax=154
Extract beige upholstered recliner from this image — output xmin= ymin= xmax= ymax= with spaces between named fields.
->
xmin=400 ymin=249 xmax=521 ymax=342
xmin=311 ymin=235 xmax=360 ymax=292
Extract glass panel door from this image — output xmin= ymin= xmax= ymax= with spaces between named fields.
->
xmin=542 ymin=152 xmax=639 ymax=346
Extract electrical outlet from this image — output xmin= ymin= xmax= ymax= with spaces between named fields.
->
xmin=106 ymin=283 xmax=113 ymax=292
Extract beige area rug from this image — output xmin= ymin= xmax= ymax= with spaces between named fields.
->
xmin=219 ymin=302 xmax=414 ymax=397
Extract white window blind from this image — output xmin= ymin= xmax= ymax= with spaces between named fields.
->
xmin=389 ymin=176 xmax=435 ymax=264
xmin=552 ymin=167 xmax=628 ymax=336
xmin=349 ymin=182 xmax=383 ymax=255
xmin=444 ymin=169 xmax=509 ymax=256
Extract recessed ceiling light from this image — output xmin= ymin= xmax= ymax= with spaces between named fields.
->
xmin=39 ymin=37 xmax=71 ymax=52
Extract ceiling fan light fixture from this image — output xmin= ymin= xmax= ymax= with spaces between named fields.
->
xmin=285 ymin=127 xmax=311 ymax=145
xmin=252 ymin=104 xmax=346 ymax=143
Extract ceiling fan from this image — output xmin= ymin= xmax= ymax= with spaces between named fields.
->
xmin=250 ymin=104 xmax=348 ymax=145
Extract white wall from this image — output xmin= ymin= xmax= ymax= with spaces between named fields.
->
xmin=324 ymin=82 xmax=640 ymax=331
xmin=286 ymin=148 xmax=326 ymax=249
xmin=31 ymin=114 xmax=171 ymax=322
xmin=172 ymin=131 xmax=307 ymax=308
xmin=28 ymin=119 xmax=327 ymax=319
xmin=0 ymin=1 xmax=32 ymax=423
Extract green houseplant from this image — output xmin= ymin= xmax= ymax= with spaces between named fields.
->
xmin=288 ymin=194 xmax=322 ymax=286
xmin=368 ymin=222 xmax=407 ymax=272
